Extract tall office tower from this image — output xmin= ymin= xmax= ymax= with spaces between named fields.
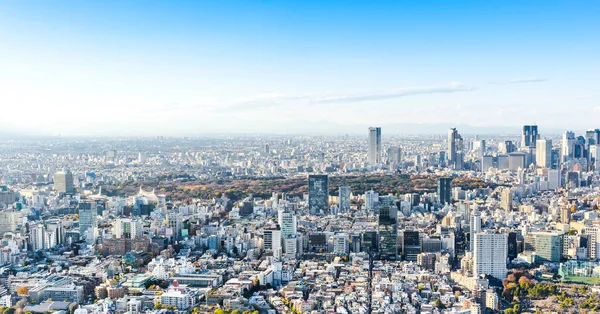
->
xmin=447 ymin=128 xmax=464 ymax=169
xmin=264 ymin=143 xmax=270 ymax=154
xmin=536 ymin=139 xmax=552 ymax=168
xmin=473 ymin=140 xmax=486 ymax=159
xmin=263 ymin=228 xmax=282 ymax=252
xmin=105 ymin=149 xmax=117 ymax=163
xmin=562 ymin=131 xmax=576 ymax=162
xmin=54 ymin=169 xmax=74 ymax=194
xmin=500 ymin=188 xmax=513 ymax=211
xmin=166 ymin=212 xmax=183 ymax=241
xmin=586 ymin=129 xmax=600 ymax=146
xmin=402 ymin=230 xmax=421 ymax=262
xmin=364 ymin=190 xmax=379 ymax=211
xmin=78 ymin=201 xmax=98 ymax=242
xmin=138 ymin=152 xmax=147 ymax=164
xmin=507 ymin=232 xmax=518 ymax=261
xmin=584 ymin=227 xmax=599 ymax=259
xmin=368 ymin=127 xmax=382 ymax=165
xmin=278 ymin=210 xmax=297 ymax=238
xmin=114 ymin=218 xmax=143 ymax=239
xmin=521 ymin=125 xmax=538 ymax=148
xmin=378 ymin=207 xmax=397 ymax=260
xmin=387 ymin=147 xmax=402 ymax=166
xmin=45 ymin=220 xmax=64 ymax=248
xmin=469 ymin=210 xmax=482 ymax=252
xmin=473 ymin=232 xmax=508 ymax=280
xmin=308 ymin=175 xmax=329 ymax=215
xmin=333 ymin=234 xmax=349 ymax=256
xmin=338 ymin=186 xmax=351 ymax=213
xmin=30 ymin=223 xmax=45 ymax=251
xmin=437 ymin=177 xmax=452 ymax=205
xmin=499 ymin=140 xmax=515 ymax=154
xmin=560 ymin=207 xmax=571 ymax=224
xmin=590 ymin=145 xmax=600 ymax=172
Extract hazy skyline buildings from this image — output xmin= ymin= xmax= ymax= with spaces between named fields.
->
xmin=536 ymin=138 xmax=552 ymax=168
xmin=521 ymin=125 xmax=538 ymax=148
xmin=447 ymin=128 xmax=464 ymax=170
xmin=53 ymin=169 xmax=74 ymax=194
xmin=368 ymin=127 xmax=381 ymax=165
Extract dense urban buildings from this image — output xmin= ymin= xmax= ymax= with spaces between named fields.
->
xmin=0 ymin=125 xmax=599 ymax=313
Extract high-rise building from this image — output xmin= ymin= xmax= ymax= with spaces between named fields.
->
xmin=78 ymin=201 xmax=98 ymax=242
xmin=278 ymin=210 xmax=297 ymax=238
xmin=500 ymin=188 xmax=513 ymax=211
xmin=387 ymin=147 xmax=402 ymax=166
xmin=437 ymin=177 xmax=452 ymax=205
xmin=378 ymin=206 xmax=397 ymax=260
xmin=166 ymin=212 xmax=183 ymax=241
xmin=338 ymin=186 xmax=351 ymax=213
xmin=364 ymin=190 xmax=379 ymax=211
xmin=308 ymin=175 xmax=329 ymax=215
xmin=473 ymin=232 xmax=507 ymax=280
xmin=522 ymin=125 xmax=538 ymax=148
xmin=499 ymin=141 xmax=515 ymax=154
xmin=263 ymin=228 xmax=281 ymax=252
xmin=562 ymin=131 xmax=576 ymax=162
xmin=586 ymin=129 xmax=600 ymax=146
xmin=447 ymin=128 xmax=464 ymax=169
xmin=561 ymin=207 xmax=571 ymax=224
xmin=333 ymin=234 xmax=349 ymax=256
xmin=54 ymin=169 xmax=74 ymax=194
xmin=368 ymin=127 xmax=382 ymax=165
xmin=584 ymin=227 xmax=599 ymax=260
xmin=402 ymin=230 xmax=421 ymax=262
xmin=536 ymin=139 xmax=552 ymax=168
xmin=469 ymin=210 xmax=481 ymax=252
xmin=524 ymin=231 xmax=564 ymax=263
xmin=114 ymin=218 xmax=143 ymax=239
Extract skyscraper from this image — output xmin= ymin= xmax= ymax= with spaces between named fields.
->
xmin=437 ymin=177 xmax=452 ymax=205
xmin=522 ymin=125 xmax=538 ymax=148
xmin=562 ymin=131 xmax=575 ymax=162
xmin=368 ymin=127 xmax=382 ymax=165
xmin=378 ymin=206 xmax=397 ymax=260
xmin=78 ymin=201 xmax=98 ymax=242
xmin=338 ymin=186 xmax=351 ymax=213
xmin=387 ymin=147 xmax=402 ymax=167
xmin=469 ymin=210 xmax=482 ymax=252
xmin=402 ymin=230 xmax=420 ymax=262
xmin=586 ymin=129 xmax=600 ymax=146
xmin=308 ymin=174 xmax=329 ymax=215
xmin=447 ymin=128 xmax=464 ymax=169
xmin=536 ymin=138 xmax=552 ymax=168
xmin=473 ymin=232 xmax=507 ymax=280
xmin=54 ymin=169 xmax=74 ymax=194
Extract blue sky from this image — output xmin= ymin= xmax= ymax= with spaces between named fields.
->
xmin=0 ymin=1 xmax=599 ymax=136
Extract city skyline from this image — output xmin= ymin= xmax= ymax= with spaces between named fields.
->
xmin=1 ymin=1 xmax=600 ymax=136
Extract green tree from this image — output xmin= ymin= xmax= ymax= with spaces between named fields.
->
xmin=434 ymin=299 xmax=446 ymax=310
xmin=3 ymin=308 xmax=16 ymax=314
xmin=214 ymin=309 xmax=226 ymax=314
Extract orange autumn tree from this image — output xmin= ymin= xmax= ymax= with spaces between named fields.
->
xmin=16 ymin=286 xmax=28 ymax=295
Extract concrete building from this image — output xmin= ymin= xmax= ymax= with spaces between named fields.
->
xmin=473 ymin=232 xmax=507 ymax=280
